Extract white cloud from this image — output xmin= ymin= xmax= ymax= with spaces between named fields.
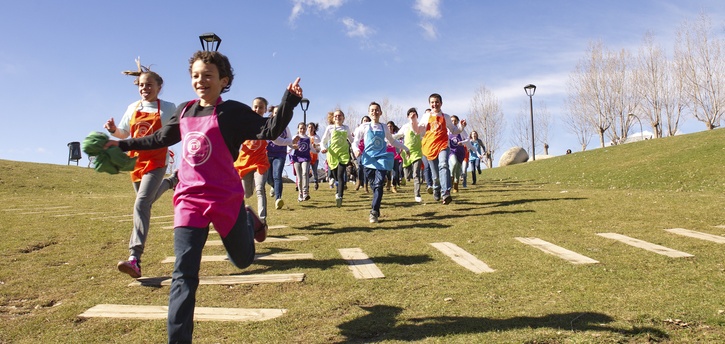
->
xmin=419 ymin=22 xmax=438 ymax=40
xmin=413 ymin=0 xmax=441 ymax=40
xmin=414 ymin=0 xmax=441 ymax=19
xmin=341 ymin=17 xmax=374 ymax=38
xmin=289 ymin=0 xmax=346 ymax=24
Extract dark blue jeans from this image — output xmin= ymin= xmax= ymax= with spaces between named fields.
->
xmin=167 ymin=205 xmax=255 ymax=343
xmin=266 ymin=155 xmax=286 ymax=200
xmin=364 ymin=167 xmax=387 ymax=216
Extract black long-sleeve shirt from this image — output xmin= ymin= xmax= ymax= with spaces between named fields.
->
xmin=118 ymin=90 xmax=300 ymax=161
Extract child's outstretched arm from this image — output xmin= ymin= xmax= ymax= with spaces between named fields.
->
xmin=258 ymin=78 xmax=302 ymax=140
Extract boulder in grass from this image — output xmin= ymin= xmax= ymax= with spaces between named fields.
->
xmin=499 ymin=147 xmax=529 ymax=166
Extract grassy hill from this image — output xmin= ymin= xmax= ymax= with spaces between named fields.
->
xmin=1 ymin=128 xmax=724 ymax=343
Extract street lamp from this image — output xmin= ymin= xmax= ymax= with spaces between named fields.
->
xmin=524 ymin=84 xmax=537 ymax=161
xmin=299 ymin=98 xmax=310 ymax=124
xmin=199 ymin=32 xmax=222 ymax=51
xmin=627 ymin=113 xmax=644 ymax=141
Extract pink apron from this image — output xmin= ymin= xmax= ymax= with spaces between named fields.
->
xmin=173 ymin=99 xmax=244 ymax=238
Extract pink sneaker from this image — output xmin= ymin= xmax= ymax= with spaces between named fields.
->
xmin=117 ymin=258 xmax=142 ymax=278
xmin=246 ymin=206 xmax=267 ymax=242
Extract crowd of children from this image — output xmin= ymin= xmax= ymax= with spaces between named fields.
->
xmin=94 ymin=49 xmax=488 ymax=341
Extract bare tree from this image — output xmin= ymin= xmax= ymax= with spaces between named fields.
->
xmin=379 ymin=97 xmax=406 ymax=128
xmin=568 ymin=41 xmax=613 ymax=147
xmin=675 ymin=12 xmax=725 ymax=130
xmin=345 ymin=106 xmax=363 ymax=129
xmin=665 ymin=52 xmax=690 ymax=136
xmin=634 ymin=32 xmax=666 ymax=138
xmin=509 ymin=100 xmax=550 ymax=156
xmin=467 ymin=85 xmax=505 ymax=168
xmin=568 ymin=40 xmax=638 ymax=147
xmin=564 ymin=94 xmax=594 ymax=151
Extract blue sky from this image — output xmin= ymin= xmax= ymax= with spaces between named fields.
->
xmin=1 ymin=0 xmax=724 ymax=168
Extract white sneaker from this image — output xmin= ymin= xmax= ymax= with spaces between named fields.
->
xmin=269 ymin=188 xmax=275 ymax=197
xmin=415 ymin=196 xmax=422 ymax=203
xmin=369 ymin=214 xmax=378 ymax=223
xmin=336 ymin=195 xmax=342 ymax=208
xmin=275 ymin=199 xmax=284 ymax=209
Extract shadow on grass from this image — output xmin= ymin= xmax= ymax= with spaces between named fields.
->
xmin=242 ymin=253 xmax=435 ymax=274
xmin=453 ymin=197 xmax=587 ymax=207
xmin=337 ymin=305 xmax=668 ymax=343
xmin=293 ymin=221 xmax=453 ymax=235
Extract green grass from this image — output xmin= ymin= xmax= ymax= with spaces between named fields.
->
xmin=1 ymin=129 xmax=725 ymax=343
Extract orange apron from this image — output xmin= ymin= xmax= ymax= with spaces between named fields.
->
xmin=128 ymin=100 xmax=168 ymax=182
xmin=234 ymin=139 xmax=270 ymax=177
xmin=421 ymin=114 xmax=448 ymax=161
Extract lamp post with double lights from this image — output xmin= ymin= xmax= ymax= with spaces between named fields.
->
xmin=524 ymin=84 xmax=537 ymax=161
xmin=299 ymin=98 xmax=310 ymax=125
xmin=199 ymin=32 xmax=222 ymax=51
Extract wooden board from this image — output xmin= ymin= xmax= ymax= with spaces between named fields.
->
xmin=79 ymin=304 xmax=287 ymax=321
xmin=664 ymin=228 xmax=725 ymax=243
xmin=430 ymin=242 xmax=496 ymax=273
xmin=597 ymin=233 xmax=694 ymax=258
xmin=205 ymin=236 xmax=309 ymax=246
xmin=338 ymin=248 xmax=385 ymax=279
xmin=130 ymin=273 xmax=305 ymax=287
xmin=160 ymin=253 xmax=313 ymax=264
xmin=515 ymin=237 xmax=599 ymax=264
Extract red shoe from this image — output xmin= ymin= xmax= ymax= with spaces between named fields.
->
xmin=246 ymin=206 xmax=267 ymax=242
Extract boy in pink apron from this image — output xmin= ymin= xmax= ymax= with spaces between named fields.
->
xmin=106 ymin=50 xmax=303 ymax=343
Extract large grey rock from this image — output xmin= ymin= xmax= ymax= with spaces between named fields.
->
xmin=499 ymin=147 xmax=529 ymax=166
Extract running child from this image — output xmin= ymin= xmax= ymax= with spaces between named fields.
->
xmin=104 ymin=50 xmax=302 ymax=343
xmin=415 ymin=94 xmax=465 ymax=205
xmin=353 ymin=102 xmax=409 ymax=223
xmin=290 ymin=122 xmax=316 ymax=201
xmin=320 ymin=109 xmax=354 ymax=207
xmin=103 ymin=60 xmax=177 ymax=278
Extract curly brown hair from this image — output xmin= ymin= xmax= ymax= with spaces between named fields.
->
xmin=188 ymin=50 xmax=234 ymax=94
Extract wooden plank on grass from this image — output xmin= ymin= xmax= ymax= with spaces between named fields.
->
xmin=205 ymin=236 xmax=309 ymax=246
xmin=597 ymin=233 xmax=694 ymax=258
xmin=79 ymin=304 xmax=287 ymax=321
xmin=160 ymin=253 xmax=313 ymax=264
xmin=130 ymin=273 xmax=305 ymax=287
xmin=338 ymin=248 xmax=385 ymax=279
xmin=430 ymin=242 xmax=496 ymax=273
xmin=515 ymin=237 xmax=599 ymax=265
xmin=664 ymin=228 xmax=725 ymax=244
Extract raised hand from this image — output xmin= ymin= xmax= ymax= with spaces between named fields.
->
xmin=287 ymin=77 xmax=302 ymax=97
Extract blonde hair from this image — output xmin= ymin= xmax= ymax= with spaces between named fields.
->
xmin=122 ymin=57 xmax=163 ymax=87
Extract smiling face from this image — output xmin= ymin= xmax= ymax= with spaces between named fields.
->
xmin=333 ymin=110 xmax=345 ymax=126
xmin=429 ymin=96 xmax=442 ymax=113
xmin=368 ymin=104 xmax=381 ymax=123
xmin=138 ymin=74 xmax=160 ymax=102
xmin=252 ymin=98 xmax=267 ymax=116
xmin=297 ymin=123 xmax=306 ymax=135
xmin=190 ymin=60 xmax=228 ymax=106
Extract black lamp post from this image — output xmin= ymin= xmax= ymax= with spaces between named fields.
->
xmin=199 ymin=32 xmax=222 ymax=51
xmin=299 ymin=98 xmax=310 ymax=125
xmin=524 ymin=84 xmax=537 ymax=161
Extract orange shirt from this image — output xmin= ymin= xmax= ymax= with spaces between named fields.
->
xmin=234 ymin=140 xmax=270 ymax=177
xmin=421 ymin=114 xmax=448 ymax=160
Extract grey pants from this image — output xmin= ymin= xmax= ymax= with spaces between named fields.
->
xmin=293 ymin=161 xmax=310 ymax=198
xmin=129 ymin=167 xmax=171 ymax=261
xmin=241 ymin=170 xmax=267 ymax=222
